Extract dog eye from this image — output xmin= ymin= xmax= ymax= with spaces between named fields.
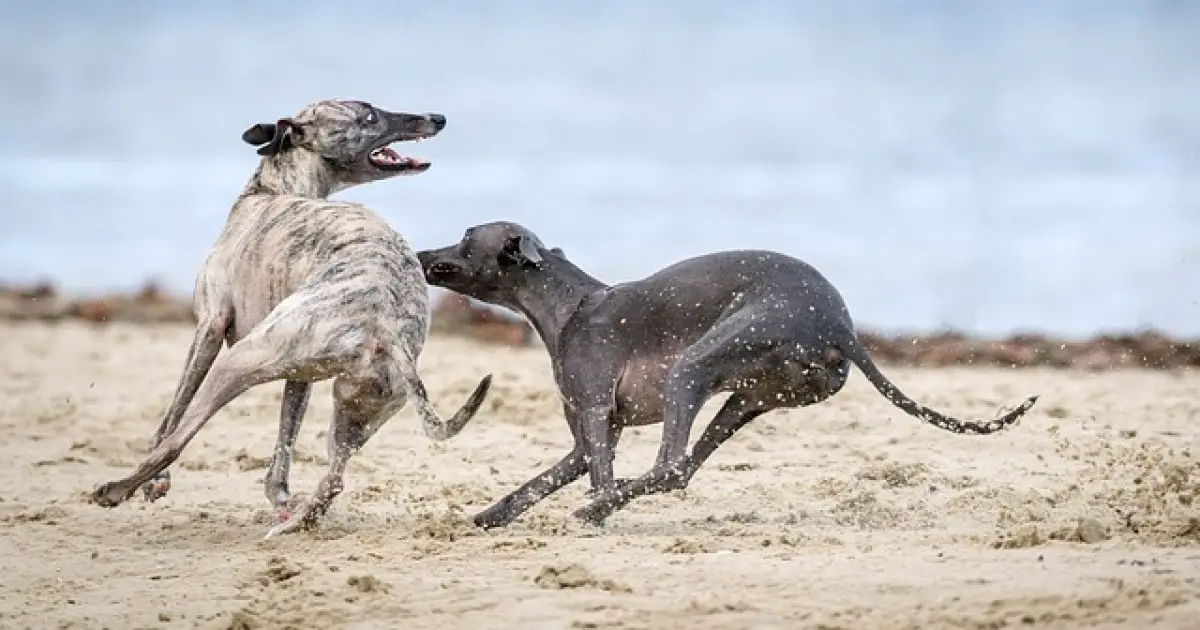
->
xmin=363 ymin=111 xmax=378 ymax=124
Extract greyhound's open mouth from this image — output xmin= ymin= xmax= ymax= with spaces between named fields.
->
xmin=368 ymin=141 xmax=430 ymax=172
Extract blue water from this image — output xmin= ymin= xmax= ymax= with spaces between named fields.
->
xmin=1 ymin=1 xmax=1197 ymax=337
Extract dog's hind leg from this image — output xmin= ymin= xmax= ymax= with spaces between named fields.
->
xmin=141 ymin=303 xmax=232 ymax=502
xmin=93 ymin=329 xmax=313 ymax=509
xmin=264 ymin=372 xmax=401 ymax=539
xmin=676 ymin=393 xmax=767 ymax=484
xmin=264 ymin=380 xmax=312 ymax=517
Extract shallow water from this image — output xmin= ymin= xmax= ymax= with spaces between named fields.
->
xmin=1 ymin=1 xmax=1197 ymax=336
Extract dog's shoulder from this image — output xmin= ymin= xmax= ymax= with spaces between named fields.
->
xmin=307 ymin=199 xmax=390 ymax=226
xmin=565 ymin=286 xmax=630 ymax=332
xmin=240 ymin=194 xmax=388 ymax=230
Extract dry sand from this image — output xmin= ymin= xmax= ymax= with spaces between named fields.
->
xmin=1 ymin=321 xmax=1198 ymax=629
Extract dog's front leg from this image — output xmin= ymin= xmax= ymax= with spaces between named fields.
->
xmin=578 ymin=405 xmax=621 ymax=498
xmin=471 ymin=402 xmax=592 ymax=529
xmin=574 ymin=334 xmax=732 ymax=525
xmin=472 ymin=447 xmax=588 ymax=530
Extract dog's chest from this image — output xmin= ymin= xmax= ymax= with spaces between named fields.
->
xmin=548 ymin=357 xmax=662 ymax=426
xmin=612 ymin=355 xmax=675 ymax=426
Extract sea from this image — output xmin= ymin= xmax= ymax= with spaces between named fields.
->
xmin=1 ymin=0 xmax=1197 ymax=337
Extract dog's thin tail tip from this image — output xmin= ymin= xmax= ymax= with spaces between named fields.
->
xmin=464 ymin=373 xmax=494 ymax=409
xmin=1007 ymin=394 xmax=1039 ymax=419
xmin=918 ymin=392 xmax=1038 ymax=436
xmin=979 ymin=393 xmax=1039 ymax=433
xmin=455 ymin=373 xmax=493 ymax=418
xmin=419 ymin=372 xmax=495 ymax=442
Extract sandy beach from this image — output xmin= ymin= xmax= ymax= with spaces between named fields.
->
xmin=1 ymin=320 xmax=1198 ymax=629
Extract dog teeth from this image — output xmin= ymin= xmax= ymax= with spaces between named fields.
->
xmin=371 ymin=147 xmax=402 ymax=164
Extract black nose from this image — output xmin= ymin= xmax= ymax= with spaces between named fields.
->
xmin=428 ymin=113 xmax=446 ymax=129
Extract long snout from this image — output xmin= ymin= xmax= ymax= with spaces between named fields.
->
xmin=384 ymin=110 xmax=446 ymax=140
xmin=416 ymin=249 xmax=435 ymax=273
xmin=415 ymin=247 xmax=455 ymax=283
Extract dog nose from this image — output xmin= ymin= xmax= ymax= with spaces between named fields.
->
xmin=428 ymin=113 xmax=446 ymax=129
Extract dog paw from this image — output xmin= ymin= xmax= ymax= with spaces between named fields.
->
xmin=263 ymin=509 xmax=311 ymax=540
xmin=471 ymin=508 xmax=512 ymax=530
xmin=140 ymin=479 xmax=171 ymax=503
xmin=92 ymin=482 xmax=132 ymax=508
xmin=571 ymin=502 xmax=611 ymax=527
xmin=263 ymin=521 xmax=296 ymax=540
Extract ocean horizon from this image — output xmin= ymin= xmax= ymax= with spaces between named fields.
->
xmin=1 ymin=0 xmax=1197 ymax=337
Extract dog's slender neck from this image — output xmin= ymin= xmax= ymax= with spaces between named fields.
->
xmin=240 ymin=150 xmax=337 ymax=200
xmin=504 ymin=257 xmax=607 ymax=352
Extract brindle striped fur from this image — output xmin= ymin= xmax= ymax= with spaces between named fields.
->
xmin=91 ymin=99 xmax=492 ymax=539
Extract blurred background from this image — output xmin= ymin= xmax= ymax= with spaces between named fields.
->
xmin=0 ymin=0 xmax=1196 ymax=338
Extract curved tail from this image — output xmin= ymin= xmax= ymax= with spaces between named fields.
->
xmin=840 ymin=336 xmax=1037 ymax=435
xmin=404 ymin=368 xmax=493 ymax=441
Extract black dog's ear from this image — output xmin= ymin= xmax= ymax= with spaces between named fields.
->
xmin=502 ymin=234 xmax=543 ymax=266
xmin=241 ymin=118 xmax=300 ymax=156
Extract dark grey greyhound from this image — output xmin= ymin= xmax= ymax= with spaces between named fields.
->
xmin=417 ymin=221 xmax=1038 ymax=527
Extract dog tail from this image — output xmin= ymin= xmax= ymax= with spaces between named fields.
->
xmin=838 ymin=334 xmax=1037 ymax=435
xmin=398 ymin=354 xmax=493 ymax=442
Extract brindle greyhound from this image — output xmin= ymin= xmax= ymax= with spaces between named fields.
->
xmin=417 ymin=221 xmax=1038 ymax=527
xmin=90 ymin=99 xmax=492 ymax=539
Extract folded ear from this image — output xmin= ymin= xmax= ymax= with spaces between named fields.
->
xmin=549 ymin=246 xmax=565 ymax=257
xmin=241 ymin=123 xmax=276 ymax=146
xmin=241 ymin=118 xmax=299 ymax=156
xmin=502 ymin=234 xmax=543 ymax=266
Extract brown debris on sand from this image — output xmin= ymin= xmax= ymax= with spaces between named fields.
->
xmin=1 ymin=280 xmax=1196 ymax=369
xmin=0 ymin=280 xmax=195 ymax=324
xmin=857 ymin=329 xmax=1200 ymax=371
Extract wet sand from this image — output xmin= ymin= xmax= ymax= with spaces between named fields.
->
xmin=1 ymin=321 xmax=1197 ymax=629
